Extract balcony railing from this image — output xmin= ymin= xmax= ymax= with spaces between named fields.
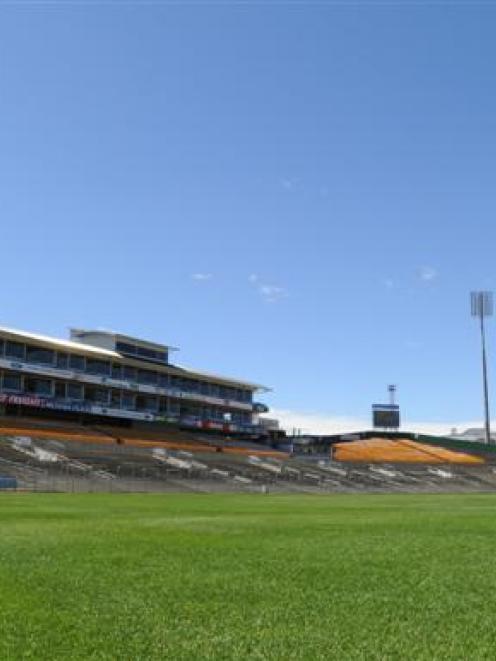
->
xmin=0 ymin=391 xmax=262 ymax=433
xmin=0 ymin=356 xmax=255 ymax=411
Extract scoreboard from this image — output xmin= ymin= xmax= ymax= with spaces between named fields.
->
xmin=372 ymin=404 xmax=400 ymax=430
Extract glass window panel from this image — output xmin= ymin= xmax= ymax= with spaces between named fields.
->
xmin=158 ymin=374 xmax=169 ymax=388
xmin=133 ymin=347 xmax=167 ymax=363
xmin=5 ymin=341 xmax=25 ymax=359
xmin=111 ymin=364 xmax=122 ymax=379
xmin=69 ymin=354 xmax=85 ymax=371
xmin=84 ymin=385 xmax=109 ymax=403
xmin=2 ymin=372 xmax=22 ymax=391
xmin=67 ymin=383 xmax=83 ymax=400
xmin=56 ymin=353 xmax=69 ymax=369
xmin=86 ymin=359 xmax=110 ymax=376
xmin=54 ymin=382 xmax=66 ymax=398
xmin=123 ymin=366 xmax=137 ymax=381
xmin=110 ymin=390 xmax=121 ymax=408
xmin=137 ymin=347 xmax=154 ymax=359
xmin=136 ymin=395 xmax=158 ymax=411
xmin=137 ymin=369 xmax=157 ymax=385
xmin=121 ymin=392 xmax=135 ymax=409
xmin=26 ymin=345 xmax=55 ymax=365
xmin=116 ymin=342 xmax=137 ymax=355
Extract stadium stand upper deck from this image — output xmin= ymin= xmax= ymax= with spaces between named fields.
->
xmin=0 ymin=325 xmax=270 ymax=436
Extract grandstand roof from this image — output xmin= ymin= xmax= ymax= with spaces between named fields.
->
xmin=0 ymin=325 xmax=121 ymax=358
xmin=173 ymin=364 xmax=270 ymax=392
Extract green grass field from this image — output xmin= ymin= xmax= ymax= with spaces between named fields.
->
xmin=2 ymin=493 xmax=496 ymax=660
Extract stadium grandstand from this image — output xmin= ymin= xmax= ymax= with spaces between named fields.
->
xmin=0 ymin=325 xmax=270 ymax=436
xmin=0 ymin=420 xmax=496 ymax=494
xmin=1 ymin=326 xmax=496 ymax=495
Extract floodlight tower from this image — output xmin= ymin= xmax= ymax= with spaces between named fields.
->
xmin=471 ymin=291 xmax=493 ymax=445
xmin=388 ymin=384 xmax=397 ymax=407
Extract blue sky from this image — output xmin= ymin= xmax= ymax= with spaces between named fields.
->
xmin=1 ymin=2 xmax=496 ymax=433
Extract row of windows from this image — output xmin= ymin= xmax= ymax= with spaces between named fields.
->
xmin=116 ymin=341 xmax=168 ymax=364
xmin=0 ymin=340 xmax=253 ymax=403
xmin=0 ymin=372 xmax=252 ymax=422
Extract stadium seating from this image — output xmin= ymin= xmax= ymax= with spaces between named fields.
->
xmin=333 ymin=437 xmax=484 ymax=464
xmin=1 ymin=428 xmax=496 ymax=494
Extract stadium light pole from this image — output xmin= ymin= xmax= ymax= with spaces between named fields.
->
xmin=471 ymin=291 xmax=493 ymax=445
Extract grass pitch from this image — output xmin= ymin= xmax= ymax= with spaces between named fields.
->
xmin=2 ymin=493 xmax=496 ymax=660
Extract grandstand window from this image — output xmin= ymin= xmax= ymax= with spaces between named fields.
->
xmin=168 ymin=399 xmax=180 ymax=415
xmin=183 ymin=378 xmax=198 ymax=392
xmin=54 ymin=382 xmax=66 ymax=399
xmin=137 ymin=347 xmax=156 ymax=360
xmin=2 ymin=372 xmax=22 ymax=391
xmin=86 ymin=359 xmax=110 ymax=376
xmin=116 ymin=342 xmax=137 ymax=356
xmin=158 ymin=397 xmax=168 ymax=413
xmin=69 ymin=354 xmax=85 ymax=371
xmin=210 ymin=384 xmax=220 ymax=398
xmin=123 ymin=366 xmax=137 ymax=381
xmin=56 ymin=353 xmax=68 ymax=369
xmin=158 ymin=373 xmax=169 ymax=388
xmin=26 ymin=345 xmax=55 ymax=365
xmin=67 ymin=383 xmax=83 ymax=400
xmin=136 ymin=347 xmax=168 ymax=363
xmin=121 ymin=392 xmax=135 ymax=409
xmin=0 ymin=340 xmax=4 ymax=356
xmin=84 ymin=385 xmax=110 ymax=403
xmin=137 ymin=369 xmax=157 ymax=386
xmin=112 ymin=364 xmax=122 ymax=380
xmin=25 ymin=377 xmax=52 ymax=396
xmin=110 ymin=390 xmax=121 ymax=408
xmin=117 ymin=341 xmax=168 ymax=364
xmin=181 ymin=404 xmax=201 ymax=417
xmin=211 ymin=408 xmax=223 ymax=420
xmin=136 ymin=394 xmax=158 ymax=411
xmin=170 ymin=376 xmax=181 ymax=390
xmin=5 ymin=341 xmax=25 ymax=360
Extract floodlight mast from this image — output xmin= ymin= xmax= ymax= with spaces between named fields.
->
xmin=471 ymin=291 xmax=493 ymax=445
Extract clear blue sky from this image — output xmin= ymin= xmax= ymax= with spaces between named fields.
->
xmin=1 ymin=2 xmax=495 ymax=430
